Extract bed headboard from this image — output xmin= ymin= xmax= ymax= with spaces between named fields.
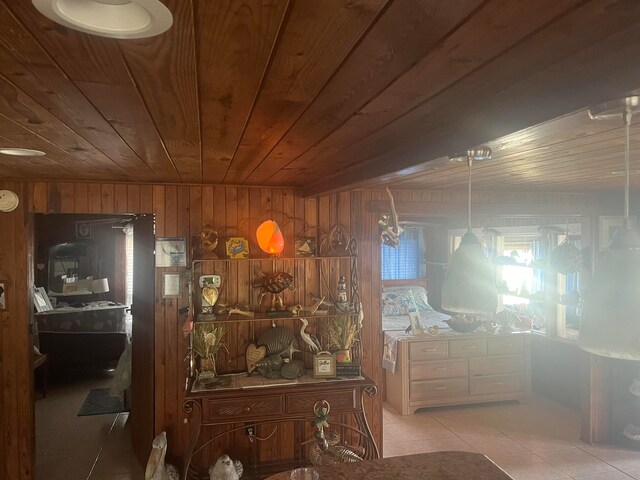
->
xmin=381 ymin=278 xmax=428 ymax=290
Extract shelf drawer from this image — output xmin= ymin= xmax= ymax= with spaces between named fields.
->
xmin=487 ymin=336 xmax=524 ymax=356
xmin=205 ymin=395 xmax=283 ymax=421
xmin=470 ymin=374 xmax=525 ymax=396
xmin=410 ymin=359 xmax=468 ymax=381
xmin=410 ymin=378 xmax=469 ymax=400
xmin=286 ymin=390 xmax=357 ymax=415
xmin=450 ymin=338 xmax=486 ymax=358
xmin=470 ymin=355 xmax=524 ymax=376
xmin=409 ymin=341 xmax=448 ymax=361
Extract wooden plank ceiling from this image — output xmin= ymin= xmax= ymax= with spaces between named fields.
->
xmin=1 ymin=0 xmax=640 ymax=195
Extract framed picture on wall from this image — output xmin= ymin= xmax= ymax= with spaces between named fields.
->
xmin=33 ymin=287 xmax=53 ymax=313
xmin=156 ymin=238 xmax=187 ymax=267
xmin=599 ymin=216 xmax=637 ymax=250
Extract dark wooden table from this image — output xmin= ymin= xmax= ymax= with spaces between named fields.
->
xmin=265 ymin=451 xmax=514 ymax=479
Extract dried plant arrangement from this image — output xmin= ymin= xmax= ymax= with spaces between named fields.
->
xmin=192 ymin=323 xmax=228 ymax=376
xmin=326 ymin=316 xmax=358 ymax=351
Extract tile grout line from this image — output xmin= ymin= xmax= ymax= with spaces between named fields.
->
xmin=85 ymin=413 xmax=121 ymax=480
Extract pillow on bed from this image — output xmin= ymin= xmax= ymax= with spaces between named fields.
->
xmin=381 ymin=289 xmax=418 ymax=316
xmin=384 ymin=285 xmax=434 ymax=313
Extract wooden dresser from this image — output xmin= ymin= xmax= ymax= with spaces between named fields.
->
xmin=385 ymin=331 xmax=531 ymax=415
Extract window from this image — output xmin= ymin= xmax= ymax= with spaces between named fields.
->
xmin=381 ymin=228 xmax=425 ymax=280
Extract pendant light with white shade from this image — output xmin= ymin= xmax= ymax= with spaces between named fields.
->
xmin=441 ymin=147 xmax=498 ymax=316
xmin=579 ymin=96 xmax=640 ymax=360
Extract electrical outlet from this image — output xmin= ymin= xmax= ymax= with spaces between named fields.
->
xmin=245 ymin=426 xmax=254 ymax=437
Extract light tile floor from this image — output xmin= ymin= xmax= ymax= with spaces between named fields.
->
xmin=36 ymin=374 xmax=640 ymax=480
xmin=384 ymin=397 xmax=640 ymax=480
xmin=35 ymin=370 xmax=143 ymax=480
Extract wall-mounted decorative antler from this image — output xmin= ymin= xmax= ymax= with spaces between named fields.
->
xmin=379 ymin=188 xmax=403 ymax=247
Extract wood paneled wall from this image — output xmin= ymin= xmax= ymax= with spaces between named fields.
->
xmin=1 ymin=181 xmax=386 ymax=476
xmin=0 ymin=181 xmax=605 ymax=478
xmin=0 ymin=181 xmax=34 ymax=480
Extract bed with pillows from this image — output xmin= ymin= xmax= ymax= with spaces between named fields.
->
xmin=381 ymin=282 xmax=450 ymax=332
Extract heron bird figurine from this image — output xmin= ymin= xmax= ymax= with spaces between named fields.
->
xmin=145 ymin=431 xmax=179 ymax=480
xmin=299 ymin=317 xmax=321 ymax=352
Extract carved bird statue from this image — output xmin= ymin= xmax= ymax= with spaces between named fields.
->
xmin=299 ymin=318 xmax=321 ymax=353
xmin=209 ymin=454 xmax=243 ymax=480
xmin=145 ymin=431 xmax=179 ymax=480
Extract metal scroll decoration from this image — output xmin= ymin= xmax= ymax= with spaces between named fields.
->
xmin=308 ymin=400 xmax=364 ymax=465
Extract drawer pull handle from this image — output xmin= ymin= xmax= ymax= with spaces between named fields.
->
xmin=465 ymin=346 xmax=477 ymax=350
xmin=425 ymin=348 xmax=438 ymax=352
xmin=435 ymin=386 xmax=447 ymax=390
xmin=243 ymin=406 xmax=251 ymax=412
xmin=435 ymin=367 xmax=447 ymax=371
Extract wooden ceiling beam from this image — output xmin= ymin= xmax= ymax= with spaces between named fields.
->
xmin=303 ymin=0 xmax=640 ymax=196
xmin=265 ymin=0 xmax=582 ymax=186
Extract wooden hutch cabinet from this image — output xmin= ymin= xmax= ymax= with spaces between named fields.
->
xmin=181 ymin=238 xmax=379 ymax=479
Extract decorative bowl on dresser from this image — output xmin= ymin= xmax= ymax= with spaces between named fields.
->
xmin=385 ymin=330 xmax=531 ymax=415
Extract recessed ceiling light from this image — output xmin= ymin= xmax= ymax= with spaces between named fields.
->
xmin=31 ymin=0 xmax=173 ymax=39
xmin=0 ymin=148 xmax=46 ymax=156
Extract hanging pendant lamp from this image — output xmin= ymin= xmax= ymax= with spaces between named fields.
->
xmin=580 ymin=96 xmax=640 ymax=360
xmin=441 ymin=147 xmax=498 ymax=316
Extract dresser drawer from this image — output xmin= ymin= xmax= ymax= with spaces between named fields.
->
xmin=410 ymin=359 xmax=468 ymax=380
xmin=487 ymin=336 xmax=524 ymax=356
xmin=470 ymin=374 xmax=525 ymax=396
xmin=410 ymin=378 xmax=469 ymax=400
xmin=286 ymin=390 xmax=357 ymax=414
xmin=205 ymin=395 xmax=283 ymax=421
xmin=470 ymin=355 xmax=524 ymax=376
xmin=409 ymin=341 xmax=448 ymax=361
xmin=450 ymin=338 xmax=486 ymax=358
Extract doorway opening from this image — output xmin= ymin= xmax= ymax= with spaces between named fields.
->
xmin=33 ymin=213 xmax=154 ymax=479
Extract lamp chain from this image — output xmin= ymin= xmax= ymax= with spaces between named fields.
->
xmin=624 ymin=106 xmax=632 ymax=226
xmin=467 ymin=157 xmax=473 ymax=231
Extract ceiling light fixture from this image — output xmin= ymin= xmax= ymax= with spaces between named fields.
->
xmin=580 ymin=96 xmax=640 ymax=359
xmin=31 ymin=0 xmax=173 ymax=39
xmin=441 ymin=147 xmax=498 ymax=316
xmin=580 ymin=96 xmax=640 ymax=444
xmin=0 ymin=148 xmax=46 ymax=156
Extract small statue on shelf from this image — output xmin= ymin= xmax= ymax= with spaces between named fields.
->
xmin=201 ymin=225 xmax=220 ymax=258
xmin=253 ymin=267 xmax=295 ymax=312
xmin=288 ymin=295 xmax=325 ymax=316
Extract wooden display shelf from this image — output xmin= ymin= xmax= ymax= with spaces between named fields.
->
xmin=192 ymin=254 xmax=355 ymax=264
xmin=195 ymin=310 xmax=358 ymax=324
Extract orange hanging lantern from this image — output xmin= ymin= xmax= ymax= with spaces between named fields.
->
xmin=256 ymin=220 xmax=285 ymax=255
